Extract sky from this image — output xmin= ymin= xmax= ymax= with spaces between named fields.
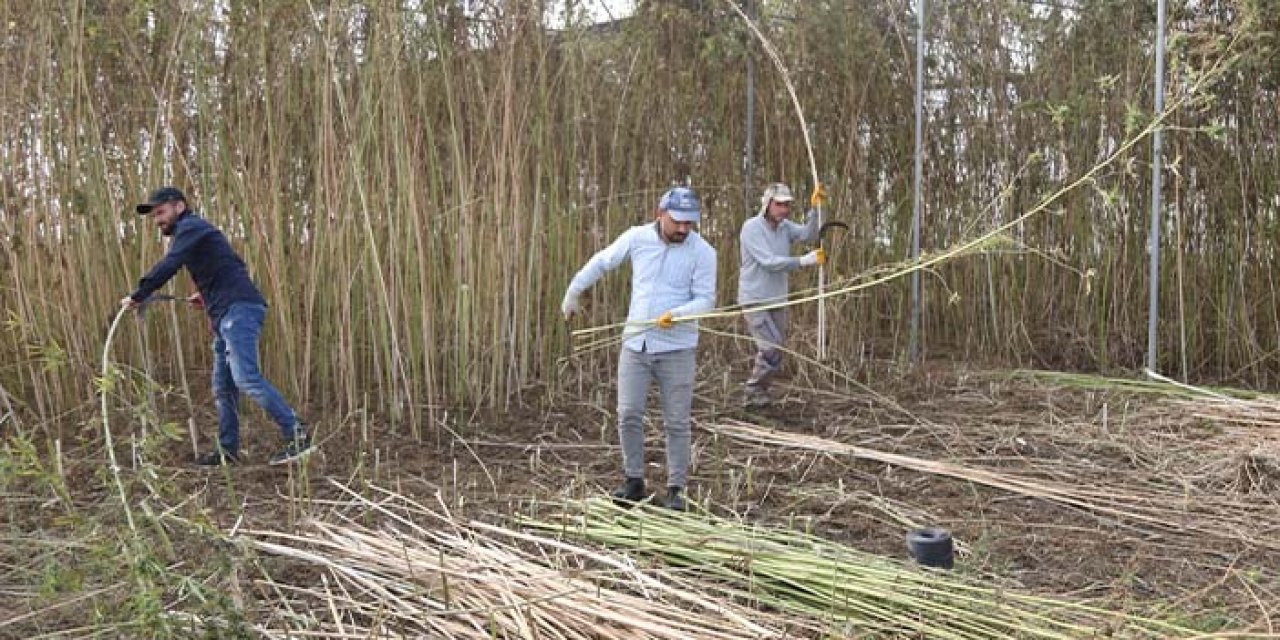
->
xmin=546 ymin=0 xmax=635 ymax=26
xmin=580 ymin=0 xmax=634 ymax=22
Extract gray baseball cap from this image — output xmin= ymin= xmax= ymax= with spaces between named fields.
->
xmin=658 ymin=187 xmax=701 ymax=222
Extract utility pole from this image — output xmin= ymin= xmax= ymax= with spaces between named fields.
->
xmin=743 ymin=0 xmax=756 ymax=212
xmin=909 ymin=0 xmax=926 ymax=363
xmin=1145 ymin=0 xmax=1167 ymax=373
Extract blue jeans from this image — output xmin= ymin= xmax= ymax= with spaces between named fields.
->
xmin=212 ymin=302 xmax=300 ymax=454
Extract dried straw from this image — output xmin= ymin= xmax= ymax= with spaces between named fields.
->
xmin=707 ymin=419 xmax=1280 ymax=551
xmin=244 ymin=483 xmax=799 ymax=638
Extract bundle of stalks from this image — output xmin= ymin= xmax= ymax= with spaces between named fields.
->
xmin=244 ymin=485 xmax=798 ymax=638
xmin=1006 ymin=370 xmax=1220 ymax=399
xmin=1219 ymin=445 xmax=1280 ymax=494
xmin=523 ymin=498 xmax=1196 ymax=639
xmin=1011 ymin=369 xmax=1280 ymax=429
xmin=707 ymin=420 xmax=1280 ymax=551
xmin=1178 ymin=390 xmax=1280 ymax=493
xmin=1179 ymin=395 xmax=1280 ymax=430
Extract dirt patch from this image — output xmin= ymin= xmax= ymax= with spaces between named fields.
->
xmin=3 ymin=360 xmax=1276 ymax=635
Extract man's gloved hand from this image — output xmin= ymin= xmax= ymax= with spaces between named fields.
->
xmin=561 ymin=292 xmax=582 ymax=321
xmin=656 ymin=311 xmax=675 ymax=329
xmin=810 ymin=183 xmax=828 ymax=209
xmin=119 ymin=295 xmax=140 ymax=311
xmin=799 ymin=248 xmax=827 ymax=267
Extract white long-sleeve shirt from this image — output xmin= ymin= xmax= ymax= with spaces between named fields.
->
xmin=565 ymin=222 xmax=718 ymax=353
xmin=737 ymin=209 xmax=820 ymax=305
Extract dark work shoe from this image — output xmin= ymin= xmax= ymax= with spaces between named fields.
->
xmin=744 ymin=388 xmax=772 ymax=409
xmin=268 ymin=436 xmax=313 ymax=466
xmin=195 ymin=450 xmax=239 ymax=467
xmin=611 ymin=477 xmax=646 ymax=507
xmin=665 ymin=486 xmax=687 ymax=512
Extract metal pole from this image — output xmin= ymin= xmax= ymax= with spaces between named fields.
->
xmin=909 ymin=0 xmax=926 ymax=363
xmin=1146 ymin=0 xmax=1166 ymax=372
xmin=818 ymin=188 xmax=827 ymax=360
xmin=743 ymin=0 xmax=755 ymax=212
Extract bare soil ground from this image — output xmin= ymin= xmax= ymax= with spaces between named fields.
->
xmin=4 ymin=358 xmax=1279 ymax=636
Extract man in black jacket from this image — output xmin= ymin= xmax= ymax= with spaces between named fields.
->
xmin=121 ymin=186 xmax=310 ymax=466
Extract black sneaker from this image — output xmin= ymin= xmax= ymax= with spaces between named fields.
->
xmin=664 ymin=486 xmax=687 ymax=512
xmin=195 ymin=450 xmax=239 ymax=467
xmin=611 ymin=477 xmax=646 ymax=507
xmin=268 ymin=436 xmax=313 ymax=466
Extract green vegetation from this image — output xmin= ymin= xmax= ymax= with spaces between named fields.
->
xmin=2 ymin=1 xmax=1279 ymax=637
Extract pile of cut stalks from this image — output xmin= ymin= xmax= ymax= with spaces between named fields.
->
xmin=244 ymin=482 xmax=1198 ymax=639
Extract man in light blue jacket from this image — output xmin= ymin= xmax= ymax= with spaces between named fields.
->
xmin=562 ymin=187 xmax=717 ymax=511
xmin=737 ymin=182 xmax=825 ymax=407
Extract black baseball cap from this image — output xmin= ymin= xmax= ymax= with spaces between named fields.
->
xmin=135 ymin=186 xmax=186 ymax=214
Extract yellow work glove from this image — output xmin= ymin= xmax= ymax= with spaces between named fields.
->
xmin=656 ymin=311 xmax=675 ymax=329
xmin=800 ymin=248 xmax=826 ymax=267
xmin=810 ymin=183 xmax=828 ymax=209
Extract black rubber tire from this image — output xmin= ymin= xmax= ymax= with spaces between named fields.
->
xmin=906 ymin=527 xmax=954 ymax=569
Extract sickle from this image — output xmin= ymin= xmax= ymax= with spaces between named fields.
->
xmin=818 ymin=221 xmax=849 ymax=245
xmin=135 ymin=293 xmax=177 ymax=318
xmin=107 ymin=293 xmax=178 ymax=333
xmin=138 ymin=293 xmax=177 ymax=307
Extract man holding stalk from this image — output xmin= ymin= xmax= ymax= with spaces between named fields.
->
xmin=561 ymin=187 xmax=717 ymax=512
xmin=120 ymin=186 xmax=311 ymax=467
xmin=737 ymin=182 xmax=826 ymax=408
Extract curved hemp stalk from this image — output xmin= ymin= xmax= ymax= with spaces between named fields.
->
xmin=721 ymin=0 xmax=828 ymax=358
xmin=100 ymin=307 xmax=138 ymax=533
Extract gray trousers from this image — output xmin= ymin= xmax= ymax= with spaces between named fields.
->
xmin=745 ymin=308 xmax=789 ymax=391
xmin=617 ymin=346 xmax=696 ymax=488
